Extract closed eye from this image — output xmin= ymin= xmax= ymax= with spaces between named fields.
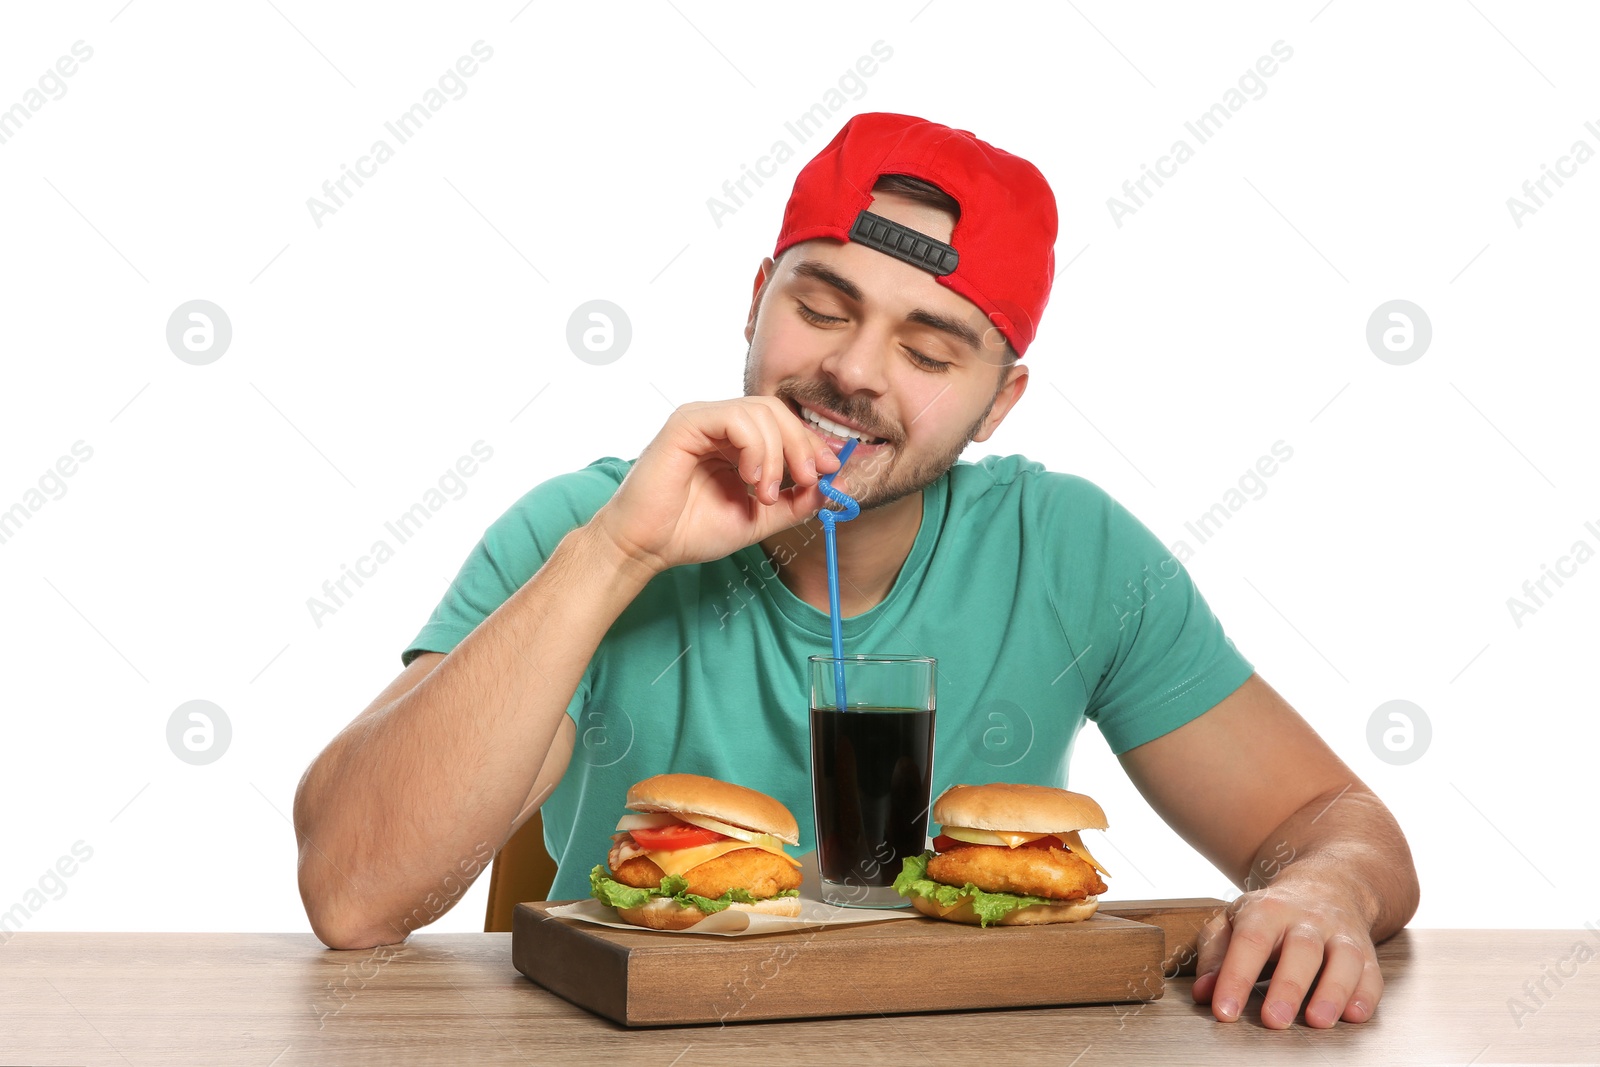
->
xmin=799 ymin=301 xmax=951 ymax=372
xmin=796 ymin=301 xmax=844 ymax=325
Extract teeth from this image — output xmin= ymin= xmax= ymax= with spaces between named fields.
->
xmin=802 ymin=406 xmax=878 ymax=443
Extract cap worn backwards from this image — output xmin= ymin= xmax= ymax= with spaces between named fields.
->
xmin=773 ymin=112 xmax=1059 ymax=357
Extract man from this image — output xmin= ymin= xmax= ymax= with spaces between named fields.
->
xmin=294 ymin=113 xmax=1419 ymax=1030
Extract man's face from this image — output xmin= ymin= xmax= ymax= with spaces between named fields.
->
xmin=742 ymin=191 xmax=1027 ymax=512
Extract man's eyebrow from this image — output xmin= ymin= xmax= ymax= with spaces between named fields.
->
xmin=790 ymin=259 xmax=982 ymax=352
xmin=905 ymin=308 xmax=982 ymax=352
xmin=791 ymin=260 xmax=863 ymax=303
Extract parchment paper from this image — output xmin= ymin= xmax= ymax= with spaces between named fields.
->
xmin=546 ymin=897 xmax=918 ymax=936
xmin=553 ymin=850 xmax=921 ymax=936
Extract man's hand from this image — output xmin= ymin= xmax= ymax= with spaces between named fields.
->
xmin=1118 ymin=674 xmax=1419 ymax=1028
xmin=1191 ymin=877 xmax=1385 ymax=1029
xmin=591 ymin=397 xmax=841 ymax=574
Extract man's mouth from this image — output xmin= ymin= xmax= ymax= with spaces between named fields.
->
xmin=788 ymin=400 xmax=889 ymax=448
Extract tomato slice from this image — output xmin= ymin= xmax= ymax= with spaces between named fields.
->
xmin=932 ymin=834 xmax=969 ymax=852
xmin=629 ymin=822 xmax=729 ymax=851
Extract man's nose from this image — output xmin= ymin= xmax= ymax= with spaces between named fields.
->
xmin=818 ymin=325 xmax=892 ymax=399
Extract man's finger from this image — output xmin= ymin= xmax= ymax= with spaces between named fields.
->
xmin=1191 ymin=909 xmax=1233 ymax=1004
xmin=1303 ymin=934 xmax=1367 ymax=1028
xmin=772 ymin=403 xmax=837 ymax=489
xmin=1342 ymin=953 xmax=1385 ymax=1023
xmin=1206 ymin=907 xmax=1281 ymax=1023
xmin=1258 ymin=921 xmax=1327 ymax=1030
xmin=759 ymin=480 xmax=829 ymax=537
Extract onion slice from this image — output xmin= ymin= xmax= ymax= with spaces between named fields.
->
xmin=614 ymin=813 xmax=683 ymax=832
xmin=677 ymin=811 xmax=758 ymax=842
xmin=617 ymin=810 xmax=789 ymax=851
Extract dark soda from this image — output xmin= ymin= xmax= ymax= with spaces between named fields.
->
xmin=809 ymin=706 xmax=936 ymax=887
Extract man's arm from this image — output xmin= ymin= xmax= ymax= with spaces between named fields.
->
xmin=1117 ymin=673 xmax=1420 ymax=1029
xmin=292 ymin=521 xmax=656 ymax=950
xmin=293 ymin=397 xmax=840 ymax=950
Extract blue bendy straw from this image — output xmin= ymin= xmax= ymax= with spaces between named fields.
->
xmin=817 ymin=439 xmax=861 ymax=711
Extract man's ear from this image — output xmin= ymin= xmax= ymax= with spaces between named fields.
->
xmin=972 ymin=365 xmax=1029 ymax=443
xmin=744 ymin=256 xmax=777 ymax=343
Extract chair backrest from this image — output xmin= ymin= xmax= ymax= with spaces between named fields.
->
xmin=483 ymin=809 xmax=559 ymax=932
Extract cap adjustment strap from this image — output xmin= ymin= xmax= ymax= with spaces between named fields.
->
xmin=848 ymin=210 xmax=959 ymax=277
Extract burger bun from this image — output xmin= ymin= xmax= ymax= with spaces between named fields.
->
xmin=933 ymin=783 xmax=1107 ymax=835
xmin=626 ymin=773 xmax=800 ymax=845
xmin=909 ymin=893 xmax=1099 ymax=926
xmin=615 ymin=895 xmax=802 ymax=931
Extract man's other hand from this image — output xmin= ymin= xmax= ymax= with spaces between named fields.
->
xmin=1191 ymin=879 xmax=1384 ymax=1028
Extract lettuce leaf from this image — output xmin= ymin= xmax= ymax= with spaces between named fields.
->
xmin=893 ymin=851 xmax=1073 ymax=927
xmin=589 ymin=866 xmax=799 ymax=915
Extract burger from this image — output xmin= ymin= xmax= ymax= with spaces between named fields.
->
xmin=893 ymin=783 xmax=1112 ymax=926
xmin=589 ymin=773 xmax=803 ymax=930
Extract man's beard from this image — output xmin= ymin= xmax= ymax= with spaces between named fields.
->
xmin=744 ymin=351 xmax=994 ymax=513
xmin=842 ymin=412 xmax=987 ymax=512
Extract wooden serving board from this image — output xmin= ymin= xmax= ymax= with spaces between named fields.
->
xmin=1099 ymin=897 xmax=1229 ymax=977
xmin=513 ymin=897 xmax=1225 ymax=1027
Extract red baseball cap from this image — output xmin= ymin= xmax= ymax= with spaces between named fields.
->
xmin=773 ymin=112 xmax=1058 ymax=357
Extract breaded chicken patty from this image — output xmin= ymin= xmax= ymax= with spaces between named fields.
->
xmin=610 ymin=847 xmax=802 ymax=900
xmin=927 ymin=842 xmax=1108 ymax=900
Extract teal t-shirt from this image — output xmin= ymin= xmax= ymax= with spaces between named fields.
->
xmin=404 ymin=454 xmax=1253 ymax=901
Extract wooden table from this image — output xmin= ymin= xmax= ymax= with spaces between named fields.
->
xmin=3 ymin=929 xmax=1597 ymax=1065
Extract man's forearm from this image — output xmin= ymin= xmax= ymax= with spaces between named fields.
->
xmin=293 ymin=517 xmax=657 ymax=948
xmin=1247 ymin=786 xmax=1420 ymax=942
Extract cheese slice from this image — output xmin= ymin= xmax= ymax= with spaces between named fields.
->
xmin=940 ymin=825 xmax=1112 ymax=877
xmin=644 ymin=836 xmax=801 ymax=878
xmin=1057 ymin=830 xmax=1112 ymax=878
xmin=943 ymin=826 xmax=1048 ymax=848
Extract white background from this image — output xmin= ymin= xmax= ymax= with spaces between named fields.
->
xmin=1 ymin=0 xmax=1594 ymax=939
